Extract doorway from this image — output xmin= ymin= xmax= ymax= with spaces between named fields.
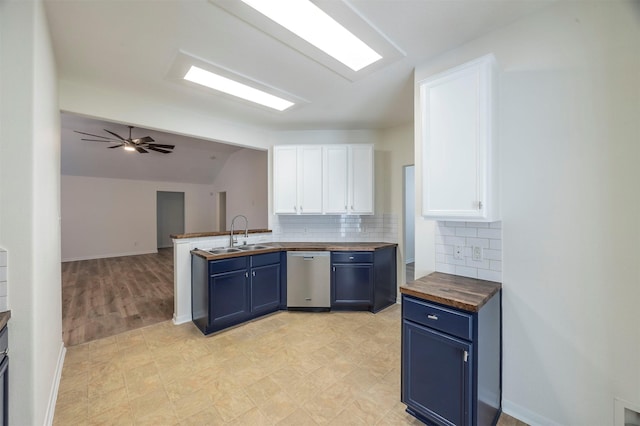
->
xmin=157 ymin=191 xmax=185 ymax=248
xmin=217 ymin=191 xmax=227 ymax=231
xmin=404 ymin=165 xmax=415 ymax=283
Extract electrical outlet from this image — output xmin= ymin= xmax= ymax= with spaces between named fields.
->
xmin=454 ymin=245 xmax=464 ymax=260
xmin=472 ymin=246 xmax=482 ymax=261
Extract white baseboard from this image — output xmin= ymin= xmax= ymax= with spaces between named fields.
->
xmin=503 ymin=398 xmax=561 ymax=426
xmin=44 ymin=342 xmax=66 ymax=426
xmin=62 ymin=250 xmax=158 ymax=262
xmin=173 ymin=313 xmax=191 ymax=325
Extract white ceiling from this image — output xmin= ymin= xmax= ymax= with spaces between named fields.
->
xmin=46 ymin=0 xmax=550 ymax=182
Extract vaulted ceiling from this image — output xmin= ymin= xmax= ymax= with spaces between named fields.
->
xmin=45 ymin=0 xmax=550 ymax=182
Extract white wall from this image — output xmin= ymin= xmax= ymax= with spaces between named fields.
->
xmin=61 ymin=175 xmax=216 ymax=261
xmin=415 ymin=2 xmax=640 ymax=424
xmin=0 ymin=0 xmax=63 ymax=424
xmin=212 ymin=148 xmax=268 ymax=231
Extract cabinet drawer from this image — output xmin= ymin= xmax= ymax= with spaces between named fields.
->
xmin=209 ymin=257 xmax=248 ymax=274
xmin=332 ymin=252 xmax=373 ymax=263
xmin=251 ymin=252 xmax=280 ymax=268
xmin=403 ymin=296 xmax=472 ymax=341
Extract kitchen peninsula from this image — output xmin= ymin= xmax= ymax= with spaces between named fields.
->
xmin=171 ymin=229 xmax=398 ymax=326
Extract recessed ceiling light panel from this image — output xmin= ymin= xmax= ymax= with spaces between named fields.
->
xmin=210 ymin=0 xmax=405 ymax=82
xmin=184 ymin=65 xmax=294 ymax=111
xmin=239 ymin=0 xmax=381 ymax=71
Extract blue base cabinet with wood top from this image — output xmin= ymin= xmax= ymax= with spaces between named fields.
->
xmin=192 ymin=252 xmax=285 ymax=335
xmin=402 ymin=292 xmax=502 ymax=426
xmin=330 ymin=246 xmax=396 ymax=312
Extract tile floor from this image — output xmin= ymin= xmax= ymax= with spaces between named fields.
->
xmin=54 ymin=305 xmax=526 ymax=425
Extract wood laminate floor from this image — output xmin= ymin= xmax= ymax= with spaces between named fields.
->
xmin=61 ymin=248 xmax=174 ymax=347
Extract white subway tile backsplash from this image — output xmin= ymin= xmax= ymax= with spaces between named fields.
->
xmin=435 ymin=221 xmax=502 ymax=283
xmin=0 ymin=267 xmax=5 ymax=282
xmin=478 ymin=269 xmax=501 ymax=283
xmin=455 ymin=266 xmax=478 ymax=279
xmin=455 ymin=227 xmax=478 ymax=238
xmin=0 ymin=251 xmax=6 ymax=266
xmin=477 ymin=228 xmax=502 ymax=239
xmin=0 ymin=282 xmax=6 ymax=297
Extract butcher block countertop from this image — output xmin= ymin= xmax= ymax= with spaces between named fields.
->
xmin=400 ymin=272 xmax=501 ymax=313
xmin=0 ymin=311 xmax=11 ymax=330
xmin=192 ymin=241 xmax=397 ymax=260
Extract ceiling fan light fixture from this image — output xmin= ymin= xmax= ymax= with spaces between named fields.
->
xmin=183 ymin=66 xmax=294 ymax=111
xmin=239 ymin=0 xmax=382 ymax=71
xmin=124 ymin=145 xmax=136 ymax=152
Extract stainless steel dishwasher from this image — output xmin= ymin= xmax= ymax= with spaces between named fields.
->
xmin=286 ymin=251 xmax=330 ymax=310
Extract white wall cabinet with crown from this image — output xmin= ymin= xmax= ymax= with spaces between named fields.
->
xmin=323 ymin=144 xmax=374 ymax=215
xmin=273 ymin=145 xmax=323 ymax=214
xmin=273 ymin=144 xmax=374 ymax=215
xmin=418 ymin=54 xmax=500 ymax=221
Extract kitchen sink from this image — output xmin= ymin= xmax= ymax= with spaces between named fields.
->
xmin=236 ymin=245 xmax=270 ymax=251
xmin=206 ymin=247 xmax=243 ymax=255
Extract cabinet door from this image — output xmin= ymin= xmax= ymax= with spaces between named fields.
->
xmin=419 ymin=54 xmax=498 ymax=221
xmin=402 ymin=319 xmax=472 ymax=426
xmin=323 ymin=145 xmax=348 ymax=214
xmin=210 ymin=269 xmax=249 ymax=329
xmin=349 ymin=145 xmax=374 ymax=214
xmin=298 ymin=146 xmax=323 ymax=214
xmin=273 ymin=146 xmax=298 ymax=214
xmin=331 ymin=263 xmax=373 ymax=308
xmin=250 ymin=263 xmax=281 ymax=315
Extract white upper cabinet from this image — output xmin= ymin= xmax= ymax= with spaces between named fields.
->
xmin=349 ymin=145 xmax=374 ymax=215
xmin=273 ymin=145 xmax=322 ymax=214
xmin=275 ymin=144 xmax=374 ymax=215
xmin=323 ymin=145 xmax=349 ymax=214
xmin=419 ymin=54 xmax=500 ymax=222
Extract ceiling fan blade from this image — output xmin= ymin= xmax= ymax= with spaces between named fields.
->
xmin=132 ymin=136 xmax=154 ymax=143
xmin=108 ymin=144 xmax=124 ymax=149
xmin=74 ymin=130 xmax=111 ymax=139
xmin=147 ymin=146 xmax=172 ymax=154
xmin=81 ymin=138 xmax=118 ymax=142
xmin=135 ymin=147 xmax=149 ymax=154
xmin=148 ymin=143 xmax=175 ymax=149
xmin=103 ymin=129 xmax=126 ymax=141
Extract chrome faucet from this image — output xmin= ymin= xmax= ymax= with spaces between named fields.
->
xmin=230 ymin=214 xmax=248 ymax=247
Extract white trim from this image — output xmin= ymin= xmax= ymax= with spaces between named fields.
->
xmin=44 ymin=343 xmax=66 ymax=426
xmin=172 ymin=313 xmax=192 ymax=325
xmin=503 ymin=398 xmax=562 ymax=426
xmin=61 ymin=250 xmax=158 ymax=262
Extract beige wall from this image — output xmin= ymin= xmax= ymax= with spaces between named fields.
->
xmin=414 ymin=2 xmax=640 ymax=424
xmin=377 ymin=124 xmax=414 ymax=286
xmin=212 ymin=148 xmax=268 ymax=231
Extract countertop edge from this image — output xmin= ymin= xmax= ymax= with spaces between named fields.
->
xmin=191 ymin=242 xmax=398 ymax=260
xmin=0 ymin=311 xmax=11 ymax=331
xmin=171 ymin=229 xmax=272 ymax=239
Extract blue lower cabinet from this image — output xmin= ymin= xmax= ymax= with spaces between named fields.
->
xmin=250 ymin=263 xmax=281 ymax=315
xmin=210 ymin=269 xmax=250 ymax=329
xmin=403 ymin=319 xmax=471 ymax=425
xmin=331 ymin=246 xmax=397 ymax=312
xmin=401 ymin=294 xmax=502 ymax=426
xmin=192 ymin=252 xmax=284 ymax=335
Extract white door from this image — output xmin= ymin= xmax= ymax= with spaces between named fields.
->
xmin=273 ymin=146 xmax=298 ymax=214
xmin=298 ymin=146 xmax=323 ymax=214
xmin=349 ymin=145 xmax=374 ymax=214
xmin=323 ymin=145 xmax=348 ymax=214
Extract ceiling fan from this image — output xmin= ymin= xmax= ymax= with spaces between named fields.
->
xmin=74 ymin=126 xmax=175 ymax=154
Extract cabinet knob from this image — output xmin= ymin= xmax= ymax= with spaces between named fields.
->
xmin=427 ymin=314 xmax=438 ymax=320
xmin=348 ymin=256 xmax=354 ymax=260
xmin=252 ymin=271 xmax=256 ymax=277
xmin=245 ymin=272 xmax=249 ymax=278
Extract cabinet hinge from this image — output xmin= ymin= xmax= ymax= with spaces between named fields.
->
xmin=463 ymin=350 xmax=469 ymax=362
xmin=478 ymin=201 xmax=483 ymax=210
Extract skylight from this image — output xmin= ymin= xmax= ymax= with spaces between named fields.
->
xmin=240 ymin=0 xmax=382 ymax=72
xmin=183 ymin=66 xmax=295 ymax=111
